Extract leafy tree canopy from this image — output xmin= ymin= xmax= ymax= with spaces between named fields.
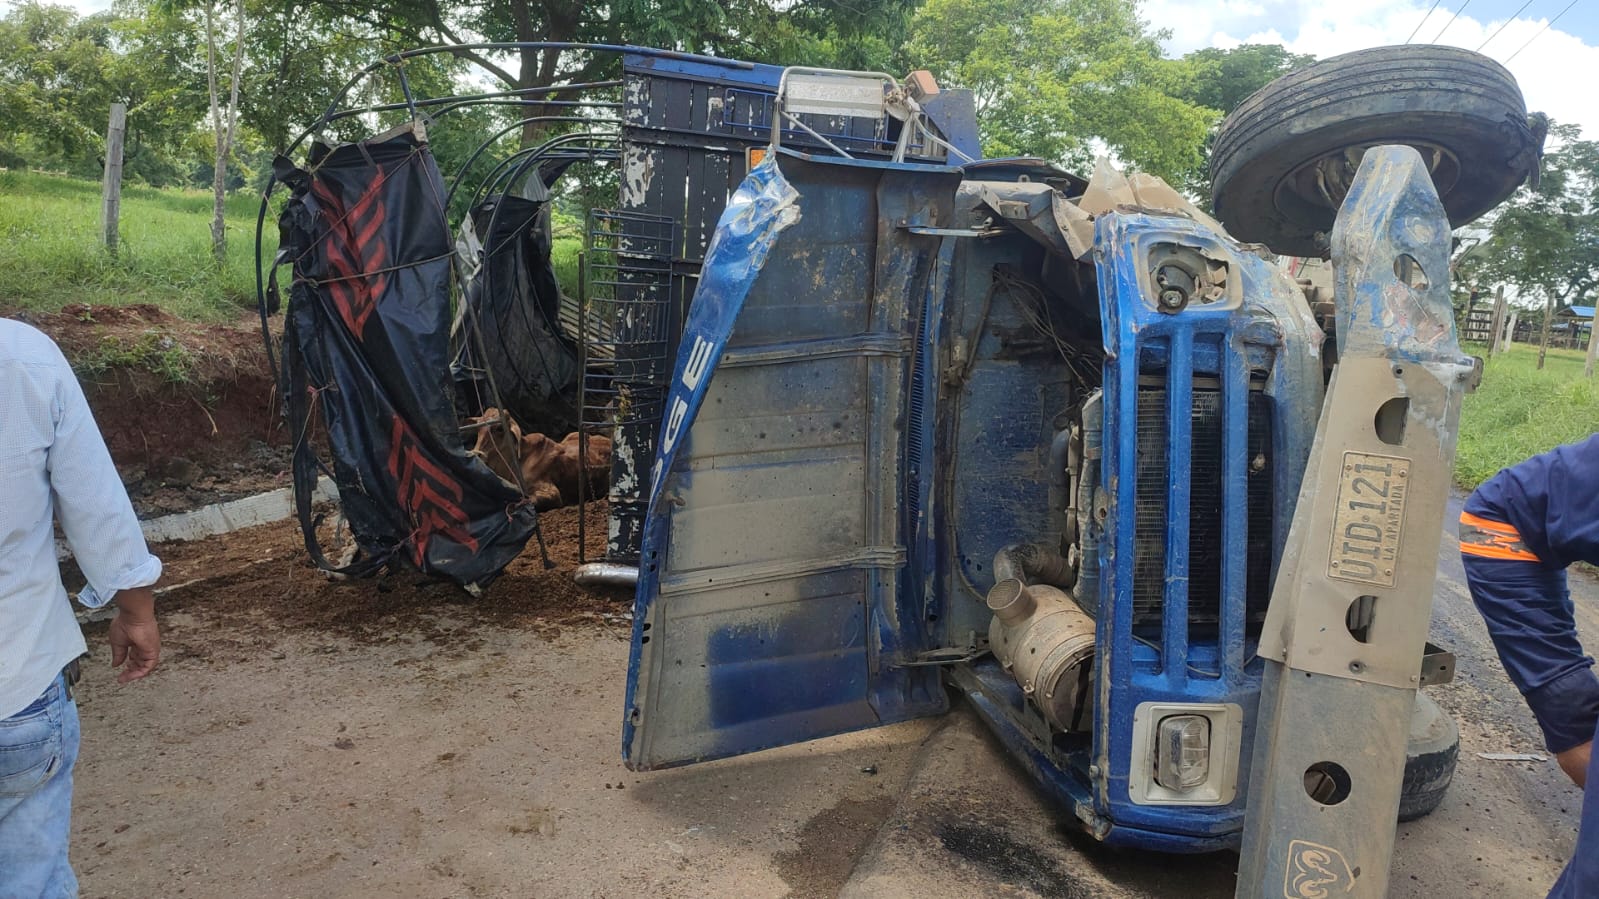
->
xmin=1461 ymin=122 xmax=1599 ymax=313
xmin=906 ymin=0 xmax=1216 ymax=183
xmin=1176 ymin=43 xmax=1315 ymax=116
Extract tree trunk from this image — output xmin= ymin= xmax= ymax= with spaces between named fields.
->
xmin=206 ymin=0 xmax=248 ymax=266
xmin=206 ymin=1 xmax=225 ymax=264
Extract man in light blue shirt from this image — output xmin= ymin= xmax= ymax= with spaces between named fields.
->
xmin=1 ymin=318 xmax=162 ymax=898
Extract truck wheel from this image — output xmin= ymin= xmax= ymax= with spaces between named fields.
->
xmin=1399 ymin=691 xmax=1459 ymax=822
xmin=1210 ymin=45 xmax=1541 ymax=258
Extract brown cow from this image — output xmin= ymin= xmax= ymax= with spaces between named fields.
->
xmin=465 ymin=408 xmax=610 ymax=510
xmin=465 ymin=408 xmax=523 ymax=485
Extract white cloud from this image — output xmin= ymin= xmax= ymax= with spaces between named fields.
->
xmin=1146 ymin=0 xmax=1599 ymax=140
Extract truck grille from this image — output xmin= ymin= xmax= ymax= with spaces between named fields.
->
xmin=1133 ymin=382 xmax=1273 ymax=632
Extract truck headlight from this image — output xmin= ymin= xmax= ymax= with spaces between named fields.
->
xmin=1129 ymin=702 xmax=1243 ymax=805
xmin=1155 ymin=715 xmax=1211 ymax=791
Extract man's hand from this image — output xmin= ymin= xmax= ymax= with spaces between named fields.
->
xmin=1557 ymin=740 xmax=1592 ymax=787
xmin=108 ymin=586 xmax=159 ymax=683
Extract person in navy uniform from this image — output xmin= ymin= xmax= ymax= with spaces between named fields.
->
xmin=1461 ymin=434 xmax=1599 ymax=898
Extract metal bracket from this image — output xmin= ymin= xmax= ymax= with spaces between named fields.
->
xmin=1419 ymin=642 xmax=1456 ymax=687
xmin=901 ymin=226 xmax=992 ymax=238
xmin=1236 ymin=146 xmax=1476 ymax=899
xmin=895 ymin=641 xmax=990 ymax=668
xmin=770 ymin=67 xmax=897 ymax=161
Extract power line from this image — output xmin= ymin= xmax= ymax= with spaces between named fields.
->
xmin=1504 ymin=0 xmax=1581 ymax=62
xmin=1433 ymin=0 xmax=1475 ymax=42
xmin=1477 ymin=0 xmax=1541 ymax=50
xmin=1407 ymin=0 xmax=1447 ymax=42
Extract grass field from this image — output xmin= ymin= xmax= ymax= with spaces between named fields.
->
xmin=0 ymin=169 xmax=269 ymax=322
xmin=1457 ymin=342 xmax=1598 ymax=489
xmin=0 ymin=169 xmax=588 ymax=324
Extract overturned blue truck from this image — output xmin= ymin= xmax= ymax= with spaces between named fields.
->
xmin=263 ymin=43 xmax=1542 ymax=854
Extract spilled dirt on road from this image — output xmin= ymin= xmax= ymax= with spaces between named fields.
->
xmin=93 ymin=500 xmax=630 ymax=664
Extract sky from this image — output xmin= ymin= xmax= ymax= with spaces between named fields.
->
xmin=1142 ymin=0 xmax=1599 ymax=139
xmin=30 ymin=0 xmax=1599 ymax=139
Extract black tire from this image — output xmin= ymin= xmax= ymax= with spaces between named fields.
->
xmin=1210 ymin=45 xmax=1539 ymax=257
xmin=1399 ymin=691 xmax=1459 ymax=822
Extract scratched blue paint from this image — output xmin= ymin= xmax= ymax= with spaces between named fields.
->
xmin=1087 ymin=210 xmax=1324 ymax=843
xmin=623 ymin=157 xmax=800 ymax=768
xmin=641 ymin=157 xmax=798 ymax=518
xmin=623 ymin=151 xmax=961 ymax=771
xmin=613 ymin=52 xmax=1357 ymax=849
xmin=1330 ymin=146 xmax=1471 ymax=367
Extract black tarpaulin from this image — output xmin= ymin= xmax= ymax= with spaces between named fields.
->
xmin=272 ymin=122 xmax=538 ymax=589
xmin=450 ymin=189 xmax=580 ymax=433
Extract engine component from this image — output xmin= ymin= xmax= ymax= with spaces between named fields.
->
xmin=992 ymin=543 xmax=1075 ymax=591
xmin=986 ymin=578 xmax=1096 ymax=732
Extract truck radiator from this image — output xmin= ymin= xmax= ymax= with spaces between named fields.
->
xmin=1132 ymin=379 xmax=1273 ymax=633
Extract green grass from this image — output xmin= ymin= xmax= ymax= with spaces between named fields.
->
xmin=1456 ymin=342 xmax=1598 ymax=489
xmin=551 ymin=237 xmax=581 ymax=294
xmin=71 ymin=327 xmax=199 ymax=385
xmin=0 ymin=169 xmax=587 ymax=321
xmin=0 ymin=169 xmax=270 ymax=322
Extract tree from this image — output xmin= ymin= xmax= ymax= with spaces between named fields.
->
xmin=200 ymin=0 xmax=248 ymax=263
xmin=1176 ymin=43 xmax=1315 ymax=198
xmin=238 ymin=0 xmax=389 ymax=152
xmin=1465 ymin=122 xmax=1599 ymax=371
xmin=0 ymin=5 xmax=123 ymax=173
xmin=307 ymin=0 xmax=918 ymax=147
xmin=0 ymin=3 xmax=213 ymax=185
xmin=1177 ymin=44 xmax=1315 ymax=116
xmin=905 ymin=0 xmax=1216 ymax=184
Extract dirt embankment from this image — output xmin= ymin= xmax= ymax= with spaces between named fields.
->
xmin=7 ymin=303 xmax=289 ymax=516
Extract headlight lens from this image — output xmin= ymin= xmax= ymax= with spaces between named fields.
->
xmin=1155 ymin=714 xmax=1211 ymax=791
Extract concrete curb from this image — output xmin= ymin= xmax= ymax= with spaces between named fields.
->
xmin=139 ymin=477 xmax=337 ymax=545
xmin=71 ymin=478 xmax=336 ymax=623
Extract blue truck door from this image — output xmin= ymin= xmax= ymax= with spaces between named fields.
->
xmin=621 ymin=152 xmax=962 ymax=770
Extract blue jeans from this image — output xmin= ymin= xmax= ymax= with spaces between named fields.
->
xmin=0 ymin=678 xmax=79 ymax=899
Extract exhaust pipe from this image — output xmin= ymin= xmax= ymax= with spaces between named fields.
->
xmin=992 ymin=542 xmax=1076 ymax=591
xmin=573 ymin=563 xmax=639 ymax=588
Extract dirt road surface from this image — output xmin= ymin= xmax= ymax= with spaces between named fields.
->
xmin=66 ymin=496 xmax=1586 ymax=898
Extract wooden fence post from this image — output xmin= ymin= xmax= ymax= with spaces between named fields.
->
xmin=101 ymin=102 xmax=127 ymax=256
xmin=1488 ymin=286 xmax=1507 ymax=356
xmin=1585 ymin=310 xmax=1598 ymax=378
xmin=1537 ymin=295 xmax=1554 ymax=370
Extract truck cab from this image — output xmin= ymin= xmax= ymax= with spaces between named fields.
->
xmin=610 ymin=56 xmax=1473 ymax=852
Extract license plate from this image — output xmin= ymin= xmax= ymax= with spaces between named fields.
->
xmin=1327 ymin=452 xmax=1410 ymax=587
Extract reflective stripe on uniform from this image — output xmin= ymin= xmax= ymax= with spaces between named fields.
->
xmin=1460 ymin=511 xmax=1542 ymax=562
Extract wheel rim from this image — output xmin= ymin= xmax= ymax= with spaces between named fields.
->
xmin=1272 ymin=140 xmax=1461 ymax=229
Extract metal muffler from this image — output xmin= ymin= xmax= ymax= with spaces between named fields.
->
xmin=987 ymin=578 xmax=1096 ymax=732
